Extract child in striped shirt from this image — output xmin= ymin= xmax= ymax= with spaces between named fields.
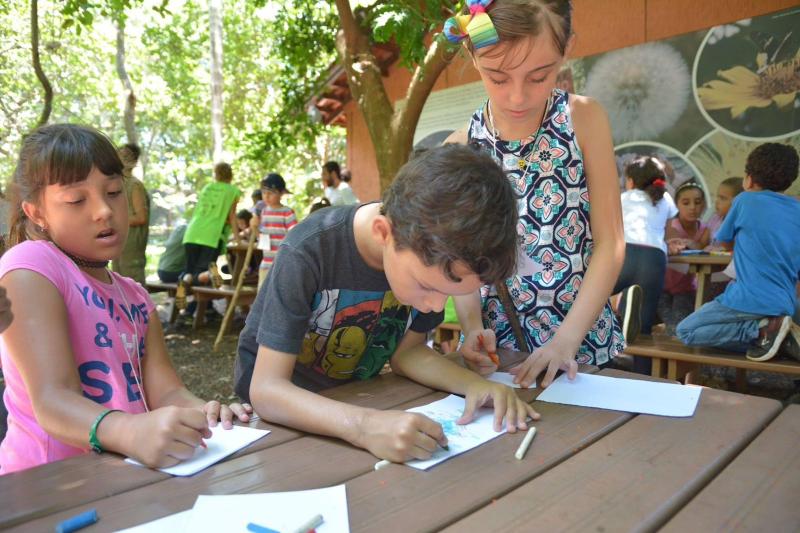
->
xmin=257 ymin=173 xmax=297 ymax=287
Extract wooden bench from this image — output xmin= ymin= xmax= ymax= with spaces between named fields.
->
xmin=191 ymin=285 xmax=257 ymax=332
xmin=624 ymin=334 xmax=800 ymax=389
xmin=144 ymin=281 xmax=179 ymax=323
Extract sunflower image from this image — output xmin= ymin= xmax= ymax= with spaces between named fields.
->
xmin=697 ymin=52 xmax=800 ymax=118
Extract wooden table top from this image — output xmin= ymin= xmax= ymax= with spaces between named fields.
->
xmin=668 ymin=253 xmax=731 ymax=267
xmin=2 ymin=354 xmax=795 ymax=533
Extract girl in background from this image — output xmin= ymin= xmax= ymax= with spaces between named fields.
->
xmin=659 ymin=181 xmax=710 ymax=334
xmin=447 ymin=0 xmax=626 ymax=388
xmin=612 ymin=156 xmax=677 ymax=371
xmin=0 ymin=124 xmax=250 ymax=474
xmin=706 ymin=177 xmax=744 ymax=250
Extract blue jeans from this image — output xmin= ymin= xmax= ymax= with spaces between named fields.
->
xmin=676 ymin=300 xmax=764 ymax=353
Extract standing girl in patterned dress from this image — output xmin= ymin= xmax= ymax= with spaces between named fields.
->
xmin=445 ymin=0 xmax=625 ymax=388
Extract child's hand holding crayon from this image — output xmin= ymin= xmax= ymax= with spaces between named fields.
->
xmin=117 ymin=406 xmax=212 ymax=468
xmin=459 ymin=329 xmax=499 ymax=375
xmin=355 ymin=409 xmax=448 ymax=463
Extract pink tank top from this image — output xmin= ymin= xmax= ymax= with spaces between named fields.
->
xmin=665 ymin=218 xmax=708 ymax=294
xmin=0 ymin=241 xmax=153 ymax=474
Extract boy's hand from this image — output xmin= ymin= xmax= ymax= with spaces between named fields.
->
xmin=202 ymin=400 xmax=254 ymax=429
xmin=459 ymin=381 xmax=539 ymax=433
xmin=460 ymin=328 xmax=498 ymax=375
xmin=358 ymin=409 xmax=447 ymax=463
xmin=510 ymin=339 xmax=578 ymax=388
xmin=126 ymin=406 xmax=211 ymax=468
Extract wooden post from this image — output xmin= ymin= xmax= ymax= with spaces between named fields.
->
xmin=214 ymin=229 xmax=256 ymax=351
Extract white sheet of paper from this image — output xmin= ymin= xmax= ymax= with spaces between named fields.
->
xmin=185 ymin=485 xmax=349 ymax=533
xmin=405 ymin=395 xmax=506 ymax=470
xmin=116 ymin=510 xmax=192 ymax=532
xmin=257 ymin=233 xmax=271 ymax=251
xmin=125 ymin=424 xmax=270 ymax=476
xmin=536 ymin=373 xmax=701 ymax=417
xmin=486 ymin=371 xmax=535 ymax=389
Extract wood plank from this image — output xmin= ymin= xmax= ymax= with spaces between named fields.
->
xmin=0 ymin=373 xmax=432 ymax=529
xmin=0 ymin=420 xmax=299 ymax=530
xmin=625 ymin=335 xmax=800 ymax=376
xmin=443 ymin=370 xmax=782 ymax=532
xmin=345 ymin=367 xmax=623 ymax=532
xmin=9 ymin=436 xmax=377 ymax=533
xmin=662 ymin=404 xmax=800 ymax=532
xmin=11 ymin=376 xmax=438 ymax=531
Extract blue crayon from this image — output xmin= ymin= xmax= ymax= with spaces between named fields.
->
xmin=246 ymin=523 xmax=280 ymax=533
xmin=55 ymin=508 xmax=98 ymax=533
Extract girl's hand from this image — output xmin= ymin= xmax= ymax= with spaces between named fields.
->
xmin=459 ymin=328 xmax=498 ymax=375
xmin=667 ymin=238 xmax=687 ymax=255
xmin=202 ymin=400 xmax=254 ymax=429
xmin=459 ymin=381 xmax=540 ymax=433
xmin=0 ymin=286 xmax=13 ymax=334
xmin=510 ymin=339 xmax=579 ymax=388
xmin=126 ymin=406 xmax=211 ymax=468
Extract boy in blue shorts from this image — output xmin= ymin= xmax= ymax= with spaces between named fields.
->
xmin=234 ymin=144 xmax=539 ymax=464
xmin=677 ymin=143 xmax=800 ymax=361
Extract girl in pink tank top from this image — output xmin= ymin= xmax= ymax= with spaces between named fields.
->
xmin=0 ymin=124 xmax=252 ymax=474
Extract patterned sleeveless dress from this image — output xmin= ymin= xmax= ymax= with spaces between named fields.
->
xmin=467 ymin=89 xmax=624 ymax=365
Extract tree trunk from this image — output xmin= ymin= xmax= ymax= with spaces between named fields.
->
xmin=31 ymin=0 xmax=53 ymax=127
xmin=209 ymin=0 xmax=225 ymax=164
xmin=116 ymin=19 xmax=139 ymax=146
xmin=333 ymin=0 xmax=457 ymax=192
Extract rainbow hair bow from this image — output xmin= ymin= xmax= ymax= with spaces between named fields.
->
xmin=443 ymin=0 xmax=500 ymax=49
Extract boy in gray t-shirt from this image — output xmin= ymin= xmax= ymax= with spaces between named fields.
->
xmin=235 ymin=144 xmax=538 ymax=464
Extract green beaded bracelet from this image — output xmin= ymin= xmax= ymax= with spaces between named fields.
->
xmin=89 ymin=409 xmax=121 ymax=453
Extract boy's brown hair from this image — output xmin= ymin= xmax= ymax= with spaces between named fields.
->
xmin=382 ymin=144 xmax=518 ymax=284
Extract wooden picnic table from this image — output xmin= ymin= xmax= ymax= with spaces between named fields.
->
xmin=226 ymin=241 xmax=260 ymax=285
xmin=668 ymin=253 xmax=731 ymax=311
xmin=3 ymin=350 xmax=796 ymax=532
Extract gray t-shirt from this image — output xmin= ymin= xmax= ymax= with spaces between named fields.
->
xmin=234 ymin=204 xmax=443 ymax=400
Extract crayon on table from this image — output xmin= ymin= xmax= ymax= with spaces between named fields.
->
xmin=291 ymin=513 xmax=324 ymax=533
xmin=514 ymin=426 xmax=537 ymax=460
xmin=55 ymin=508 xmax=98 ymax=533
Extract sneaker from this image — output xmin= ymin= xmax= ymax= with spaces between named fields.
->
xmin=622 ymin=284 xmax=643 ymax=345
xmin=175 ymin=274 xmax=192 ymax=311
xmin=208 ymin=262 xmax=224 ymax=289
xmin=779 ymin=322 xmax=800 ymax=362
xmin=746 ymin=316 xmax=792 ymax=361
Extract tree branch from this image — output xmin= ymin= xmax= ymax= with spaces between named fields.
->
xmin=31 ymin=0 xmax=53 ymax=127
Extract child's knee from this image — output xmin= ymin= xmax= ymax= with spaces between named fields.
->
xmin=676 ymin=316 xmax=695 ymax=344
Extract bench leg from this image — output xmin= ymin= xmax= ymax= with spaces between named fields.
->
xmin=735 ymin=368 xmax=748 ymax=393
xmin=667 ymin=360 xmax=695 ymax=383
xmin=651 ymin=358 xmax=665 ymax=379
xmin=194 ymin=296 xmax=209 ymax=329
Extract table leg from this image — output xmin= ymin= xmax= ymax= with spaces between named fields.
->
xmin=694 ymin=266 xmax=711 ymax=311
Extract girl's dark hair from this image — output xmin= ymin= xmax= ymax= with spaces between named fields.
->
xmin=674 ymin=180 xmax=705 ymax=203
xmin=340 ymin=169 xmax=352 ymax=183
xmin=625 ymin=156 xmax=667 ymax=206
xmin=469 ymin=0 xmax=573 ymax=61
xmin=236 ymin=209 xmax=253 ymax=223
xmin=323 ymin=161 xmax=340 ymax=177
xmin=8 ymin=123 xmax=123 ymax=247
xmin=382 ymin=144 xmax=518 ymax=284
